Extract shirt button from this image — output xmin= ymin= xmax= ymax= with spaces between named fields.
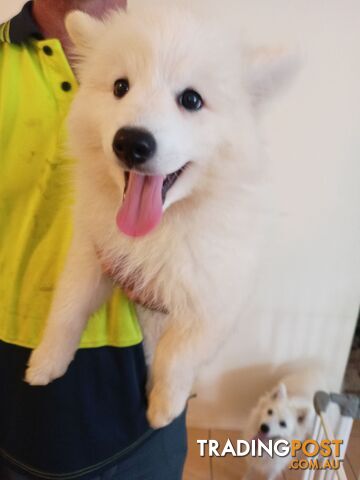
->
xmin=43 ymin=45 xmax=53 ymax=56
xmin=61 ymin=81 xmax=72 ymax=92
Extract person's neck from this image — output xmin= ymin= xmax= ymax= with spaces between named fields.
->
xmin=32 ymin=0 xmax=125 ymax=57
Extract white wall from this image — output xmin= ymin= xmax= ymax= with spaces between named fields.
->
xmin=1 ymin=1 xmax=360 ymax=430
xmin=188 ymin=0 xmax=360 ymax=429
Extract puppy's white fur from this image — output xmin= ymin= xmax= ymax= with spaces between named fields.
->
xmin=244 ymin=368 xmax=324 ymax=480
xmin=25 ymin=1 xmax=296 ymax=428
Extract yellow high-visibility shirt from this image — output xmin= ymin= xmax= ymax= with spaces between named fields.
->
xmin=0 ymin=35 xmax=142 ymax=350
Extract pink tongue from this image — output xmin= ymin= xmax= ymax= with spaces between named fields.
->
xmin=116 ymin=172 xmax=164 ymax=237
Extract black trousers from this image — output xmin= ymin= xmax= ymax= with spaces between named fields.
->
xmin=0 ymin=411 xmax=187 ymax=480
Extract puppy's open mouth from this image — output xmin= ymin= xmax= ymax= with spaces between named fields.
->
xmin=124 ymin=163 xmax=188 ymax=204
xmin=117 ymin=164 xmax=189 ymax=238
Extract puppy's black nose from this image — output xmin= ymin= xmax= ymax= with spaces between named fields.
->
xmin=113 ymin=127 xmax=156 ymax=168
xmin=260 ymin=423 xmax=270 ymax=434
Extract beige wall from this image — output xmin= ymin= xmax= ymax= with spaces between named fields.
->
xmin=188 ymin=0 xmax=360 ymax=429
xmin=0 ymin=1 xmax=25 ymax=22
xmin=1 ymin=0 xmax=360 ymax=430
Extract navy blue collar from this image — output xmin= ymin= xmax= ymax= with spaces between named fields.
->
xmin=8 ymin=1 xmax=43 ymax=44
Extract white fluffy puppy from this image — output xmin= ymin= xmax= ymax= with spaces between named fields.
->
xmin=25 ymin=0 xmax=296 ymax=428
xmin=244 ymin=369 xmax=322 ymax=479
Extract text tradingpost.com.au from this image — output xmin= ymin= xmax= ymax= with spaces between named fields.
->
xmin=197 ymin=438 xmax=344 ymax=471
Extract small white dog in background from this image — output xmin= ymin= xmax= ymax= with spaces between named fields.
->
xmin=25 ymin=0 xmax=297 ymax=428
xmin=244 ymin=368 xmax=324 ymax=479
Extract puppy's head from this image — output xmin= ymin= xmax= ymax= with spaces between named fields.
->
xmin=66 ymin=1 xmax=297 ymax=237
xmin=251 ymin=383 xmax=312 ymax=444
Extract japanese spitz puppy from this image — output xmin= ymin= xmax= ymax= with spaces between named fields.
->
xmin=244 ymin=369 xmax=320 ymax=480
xmin=26 ymin=0 xmax=297 ymax=428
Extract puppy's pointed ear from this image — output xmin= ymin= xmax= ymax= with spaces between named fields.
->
xmin=246 ymin=47 xmax=300 ymax=104
xmin=65 ymin=11 xmax=105 ymax=50
xmin=271 ymin=382 xmax=287 ymax=401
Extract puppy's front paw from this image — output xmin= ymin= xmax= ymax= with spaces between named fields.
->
xmin=147 ymin=384 xmax=188 ymax=429
xmin=25 ymin=345 xmax=73 ymax=386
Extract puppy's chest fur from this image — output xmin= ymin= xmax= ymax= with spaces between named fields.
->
xmin=97 ymin=247 xmax=169 ymax=313
xmin=90 ymin=191 xmax=253 ymax=318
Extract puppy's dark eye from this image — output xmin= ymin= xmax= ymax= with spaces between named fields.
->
xmin=114 ymin=79 xmax=129 ymax=98
xmin=267 ymin=409 xmax=273 ymax=416
xmin=178 ymin=89 xmax=203 ymax=111
xmin=279 ymin=420 xmax=287 ymax=428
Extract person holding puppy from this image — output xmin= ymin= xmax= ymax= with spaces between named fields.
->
xmin=0 ymin=1 xmax=187 ymax=479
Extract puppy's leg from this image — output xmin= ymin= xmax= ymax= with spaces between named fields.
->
xmin=25 ymin=234 xmax=111 ymax=385
xmin=135 ymin=306 xmax=168 ymax=397
xmin=135 ymin=306 xmax=167 ymax=367
xmin=147 ymin=314 xmax=231 ymax=428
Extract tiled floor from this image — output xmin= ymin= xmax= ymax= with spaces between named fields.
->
xmin=183 ymin=421 xmax=360 ymax=480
